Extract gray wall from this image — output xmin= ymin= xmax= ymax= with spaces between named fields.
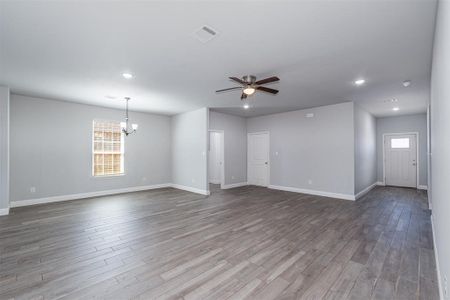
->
xmin=209 ymin=111 xmax=247 ymax=186
xmin=430 ymin=0 xmax=450 ymax=297
xmin=10 ymin=94 xmax=172 ymax=202
xmin=247 ymin=102 xmax=355 ymax=197
xmin=171 ymin=108 xmax=208 ymax=192
xmin=376 ymin=114 xmax=428 ymax=186
xmin=354 ymin=104 xmax=377 ymax=194
xmin=0 ymin=86 xmax=10 ymax=212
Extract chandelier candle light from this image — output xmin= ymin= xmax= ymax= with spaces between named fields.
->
xmin=120 ymin=97 xmax=138 ymax=136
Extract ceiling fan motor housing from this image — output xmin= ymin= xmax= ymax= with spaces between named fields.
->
xmin=243 ymin=75 xmax=256 ymax=84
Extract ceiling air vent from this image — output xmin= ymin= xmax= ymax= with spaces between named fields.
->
xmin=193 ymin=25 xmax=218 ymax=43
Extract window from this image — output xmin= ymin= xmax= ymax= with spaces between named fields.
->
xmin=92 ymin=120 xmax=124 ymax=176
xmin=391 ymin=138 xmax=410 ymax=149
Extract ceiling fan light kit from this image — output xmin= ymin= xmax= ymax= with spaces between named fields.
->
xmin=216 ymin=75 xmax=280 ymax=101
xmin=243 ymin=87 xmax=256 ymax=95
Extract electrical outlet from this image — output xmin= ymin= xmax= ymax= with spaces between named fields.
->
xmin=30 ymin=187 xmax=36 ymax=193
xmin=308 ymin=180 xmax=313 ymax=185
xmin=231 ymin=176 xmax=235 ymax=180
xmin=142 ymin=177 xmax=147 ymax=182
xmin=191 ymin=178 xmax=196 ymax=183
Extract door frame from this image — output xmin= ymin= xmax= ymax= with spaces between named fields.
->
xmin=247 ymin=131 xmax=270 ymax=187
xmin=382 ymin=132 xmax=419 ymax=188
xmin=208 ymin=130 xmax=225 ymax=189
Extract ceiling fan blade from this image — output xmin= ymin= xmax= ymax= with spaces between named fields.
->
xmin=215 ymin=87 xmax=242 ymax=93
xmin=241 ymin=93 xmax=247 ymax=100
xmin=255 ymin=76 xmax=280 ymax=85
xmin=257 ymin=86 xmax=279 ymax=94
xmin=229 ymin=77 xmax=246 ymax=85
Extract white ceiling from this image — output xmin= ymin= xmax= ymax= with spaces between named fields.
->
xmin=0 ymin=0 xmax=437 ymax=117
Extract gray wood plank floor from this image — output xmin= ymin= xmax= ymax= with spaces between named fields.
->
xmin=0 ymin=185 xmax=439 ymax=299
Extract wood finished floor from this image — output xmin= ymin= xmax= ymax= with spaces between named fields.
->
xmin=0 ymin=185 xmax=439 ymax=300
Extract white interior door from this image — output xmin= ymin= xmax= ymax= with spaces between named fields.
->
xmin=248 ymin=132 xmax=269 ymax=187
xmin=208 ymin=131 xmax=222 ymax=184
xmin=384 ymin=134 xmax=417 ymax=188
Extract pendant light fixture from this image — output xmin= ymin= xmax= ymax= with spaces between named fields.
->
xmin=120 ymin=97 xmax=138 ymax=136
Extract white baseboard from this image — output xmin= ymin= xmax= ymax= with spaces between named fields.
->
xmin=11 ymin=183 xmax=211 ymax=208
xmin=11 ymin=183 xmax=212 ymax=208
xmin=268 ymin=185 xmax=355 ymax=201
xmin=11 ymin=183 xmax=172 ymax=208
xmin=222 ymin=182 xmax=248 ymax=189
xmin=431 ymin=215 xmax=444 ymax=300
xmin=355 ymin=182 xmax=378 ymax=200
xmin=377 ymin=181 xmax=428 ymax=191
xmin=0 ymin=207 xmax=9 ymax=216
xmin=170 ymin=184 xmax=210 ymax=196
xmin=209 ymin=180 xmax=220 ymax=185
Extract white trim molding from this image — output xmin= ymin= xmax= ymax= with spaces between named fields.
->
xmin=355 ymin=182 xmax=378 ymax=200
xmin=222 ymin=182 xmax=248 ymax=189
xmin=0 ymin=207 xmax=9 ymax=216
xmin=269 ymin=185 xmax=355 ymax=201
xmin=170 ymin=184 xmax=210 ymax=196
xmin=11 ymin=183 xmax=211 ymax=208
xmin=377 ymin=181 xmax=427 ymax=190
xmin=11 ymin=183 xmax=172 ymax=208
xmin=431 ymin=215 xmax=444 ymax=300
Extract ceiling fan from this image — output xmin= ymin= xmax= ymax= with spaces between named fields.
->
xmin=216 ymin=75 xmax=280 ymax=100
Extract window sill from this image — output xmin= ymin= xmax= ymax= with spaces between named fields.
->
xmin=92 ymin=173 xmax=126 ymax=178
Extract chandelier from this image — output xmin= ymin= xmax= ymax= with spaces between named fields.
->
xmin=120 ymin=97 xmax=138 ymax=136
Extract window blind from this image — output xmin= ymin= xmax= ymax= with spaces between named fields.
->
xmin=92 ymin=120 xmax=124 ymax=176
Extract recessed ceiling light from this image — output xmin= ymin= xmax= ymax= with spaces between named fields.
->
xmin=393 ymin=107 xmax=400 ymax=111
xmin=354 ymin=79 xmax=366 ymax=86
xmin=243 ymin=104 xmax=250 ymax=109
xmin=243 ymin=87 xmax=256 ymax=96
xmin=122 ymin=73 xmax=133 ymax=79
xmin=403 ymin=80 xmax=411 ymax=87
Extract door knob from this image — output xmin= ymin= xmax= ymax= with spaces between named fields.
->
xmin=265 ymin=162 xmax=268 ymax=165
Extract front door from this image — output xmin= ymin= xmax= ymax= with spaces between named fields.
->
xmin=384 ymin=134 xmax=417 ymax=188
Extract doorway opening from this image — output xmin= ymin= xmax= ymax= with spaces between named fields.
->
xmin=208 ymin=130 xmax=224 ymax=191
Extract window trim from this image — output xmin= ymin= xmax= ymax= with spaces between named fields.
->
xmin=91 ymin=119 xmax=126 ymax=177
